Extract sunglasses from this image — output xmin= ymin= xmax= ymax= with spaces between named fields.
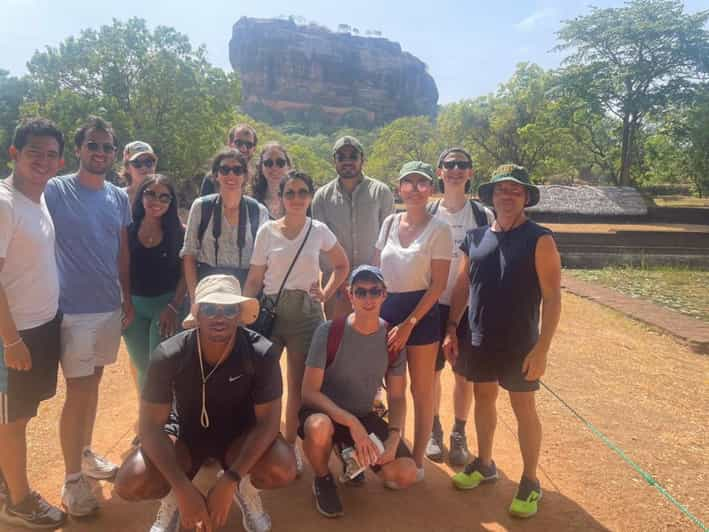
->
xmin=218 ymin=165 xmax=245 ymax=176
xmin=442 ymin=160 xmax=472 ymax=170
xmin=283 ymin=188 xmax=311 ymax=200
xmin=336 ymin=152 xmax=359 ymax=162
xmin=234 ymin=139 xmax=255 ymax=150
xmin=400 ymin=179 xmax=433 ymax=192
xmin=263 ymin=158 xmax=287 ymax=168
xmin=199 ymin=303 xmax=240 ymax=319
xmin=352 ymin=287 xmax=384 ymax=299
xmin=130 ymin=158 xmax=155 ymax=169
xmin=86 ymin=141 xmax=116 ymax=154
xmin=143 ymin=189 xmax=172 ymax=204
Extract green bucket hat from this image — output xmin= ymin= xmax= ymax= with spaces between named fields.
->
xmin=478 ymin=164 xmax=540 ymax=207
xmin=398 ymin=160 xmax=435 ymax=181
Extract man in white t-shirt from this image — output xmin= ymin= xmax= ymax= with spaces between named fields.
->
xmin=425 ymin=148 xmax=494 ymax=467
xmin=0 ymin=118 xmax=67 ymax=529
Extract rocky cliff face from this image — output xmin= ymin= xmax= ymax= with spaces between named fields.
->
xmin=229 ymin=18 xmax=439 ymax=127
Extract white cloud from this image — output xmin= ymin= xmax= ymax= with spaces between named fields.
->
xmin=515 ymin=8 xmax=556 ymax=31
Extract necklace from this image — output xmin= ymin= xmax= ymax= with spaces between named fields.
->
xmin=196 ymin=329 xmax=232 ymax=428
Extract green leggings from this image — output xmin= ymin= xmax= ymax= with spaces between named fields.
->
xmin=122 ymin=292 xmax=174 ymax=389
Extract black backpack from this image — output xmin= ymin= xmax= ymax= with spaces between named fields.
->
xmin=197 ymin=193 xmax=261 ymax=268
xmin=427 ymin=199 xmax=489 ymax=227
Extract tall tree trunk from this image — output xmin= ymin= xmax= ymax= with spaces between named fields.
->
xmin=619 ymin=111 xmax=633 ymax=186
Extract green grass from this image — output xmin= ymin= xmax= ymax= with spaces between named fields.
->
xmin=652 ymin=195 xmax=709 ymax=208
xmin=568 ymin=266 xmax=709 ymax=322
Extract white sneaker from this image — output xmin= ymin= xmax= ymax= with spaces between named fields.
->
xmin=294 ymin=445 xmax=305 ymax=477
xmin=415 ymin=467 xmax=425 ymax=483
xmin=61 ymin=475 xmax=99 ymax=517
xmin=82 ymin=448 xmax=118 ymax=480
xmin=234 ymin=475 xmax=271 ymax=532
xmin=150 ymin=491 xmax=180 ymax=532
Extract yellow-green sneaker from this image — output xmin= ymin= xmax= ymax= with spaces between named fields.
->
xmin=451 ymin=457 xmax=498 ymax=490
xmin=509 ymin=477 xmax=542 ymax=518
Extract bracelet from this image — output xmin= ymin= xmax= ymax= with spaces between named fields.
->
xmin=167 ymin=303 xmax=178 ymax=314
xmin=223 ymin=468 xmax=242 ymax=485
xmin=4 ymin=337 xmax=22 ymax=348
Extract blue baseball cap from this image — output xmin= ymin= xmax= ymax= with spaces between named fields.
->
xmin=349 ymin=265 xmax=385 ymax=286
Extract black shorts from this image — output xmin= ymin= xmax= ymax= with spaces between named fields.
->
xmin=380 ymin=291 xmax=440 ymax=346
xmin=460 ymin=345 xmax=540 ymax=392
xmin=0 ymin=312 xmax=62 ymax=424
xmin=163 ymin=411 xmax=255 ymax=478
xmin=297 ymin=407 xmax=412 ymax=472
xmin=435 ymin=305 xmax=473 ymax=373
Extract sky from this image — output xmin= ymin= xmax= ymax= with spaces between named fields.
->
xmin=1 ymin=0 xmax=708 ymax=104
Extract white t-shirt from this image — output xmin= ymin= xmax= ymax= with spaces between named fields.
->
xmin=0 ymin=177 xmax=59 ymax=330
xmin=251 ymin=218 xmax=337 ymax=295
xmin=433 ymin=201 xmax=495 ymax=305
xmin=376 ymin=213 xmax=453 ymax=293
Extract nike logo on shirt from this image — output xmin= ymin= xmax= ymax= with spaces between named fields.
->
xmin=228 ymin=375 xmax=243 ymax=383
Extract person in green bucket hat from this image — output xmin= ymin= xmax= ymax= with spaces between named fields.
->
xmin=441 ymin=163 xmax=561 ymax=519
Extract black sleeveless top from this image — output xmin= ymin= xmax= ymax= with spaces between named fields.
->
xmin=460 ymin=220 xmax=553 ymax=353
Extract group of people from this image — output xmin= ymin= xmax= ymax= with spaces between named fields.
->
xmin=0 ymin=115 xmax=562 ymax=531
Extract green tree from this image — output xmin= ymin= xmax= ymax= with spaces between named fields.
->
xmin=22 ymin=18 xmax=241 ymax=192
xmin=556 ymin=0 xmax=709 ymax=185
xmin=0 ymin=70 xmax=30 ymax=173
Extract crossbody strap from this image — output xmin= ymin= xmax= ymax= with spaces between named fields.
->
xmin=272 ymin=218 xmax=313 ymax=307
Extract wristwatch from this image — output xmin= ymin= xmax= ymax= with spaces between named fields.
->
xmin=223 ymin=468 xmax=242 ymax=485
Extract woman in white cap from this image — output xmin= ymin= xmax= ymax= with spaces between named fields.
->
xmin=122 ymin=141 xmax=158 ymax=206
xmin=374 ymin=160 xmax=452 ymax=479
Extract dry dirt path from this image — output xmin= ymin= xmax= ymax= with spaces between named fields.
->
xmin=3 ymin=293 xmax=707 ymax=531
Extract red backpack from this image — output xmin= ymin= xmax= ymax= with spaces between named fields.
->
xmin=325 ymin=316 xmax=399 ymax=369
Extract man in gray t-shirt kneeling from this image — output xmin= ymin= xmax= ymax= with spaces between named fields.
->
xmin=299 ymin=265 xmax=417 ymax=518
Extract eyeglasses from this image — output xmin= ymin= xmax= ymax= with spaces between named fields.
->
xmin=283 ymin=188 xmax=311 ymax=200
xmin=218 ymin=165 xmax=245 ymax=176
xmin=234 ymin=139 xmax=255 ymax=150
xmin=442 ymin=161 xmax=472 ymax=170
xmin=336 ymin=152 xmax=359 ymax=162
xmin=85 ymin=141 xmax=116 ymax=154
xmin=400 ymin=179 xmax=433 ymax=192
xmin=352 ymin=287 xmax=384 ymax=299
xmin=129 ymin=158 xmax=155 ymax=169
xmin=263 ymin=158 xmax=287 ymax=168
xmin=143 ymin=189 xmax=172 ymax=204
xmin=199 ymin=303 xmax=240 ymax=319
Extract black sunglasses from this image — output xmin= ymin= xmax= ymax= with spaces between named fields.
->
xmin=352 ymin=287 xmax=384 ymax=299
xmin=129 ymin=158 xmax=155 ymax=169
xmin=263 ymin=158 xmax=287 ymax=168
xmin=199 ymin=303 xmax=240 ymax=319
xmin=218 ymin=165 xmax=245 ymax=176
xmin=86 ymin=141 xmax=116 ymax=154
xmin=336 ymin=152 xmax=359 ymax=162
xmin=143 ymin=189 xmax=172 ymax=204
xmin=442 ymin=161 xmax=472 ymax=170
xmin=234 ymin=139 xmax=255 ymax=150
xmin=283 ymin=188 xmax=311 ymax=200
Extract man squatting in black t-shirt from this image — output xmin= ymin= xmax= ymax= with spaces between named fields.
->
xmin=115 ymin=274 xmax=296 ymax=532
xmin=300 ymin=265 xmax=418 ymax=518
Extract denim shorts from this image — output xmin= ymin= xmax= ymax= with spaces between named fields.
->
xmin=380 ymin=290 xmax=440 ymax=346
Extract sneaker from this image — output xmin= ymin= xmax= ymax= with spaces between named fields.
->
xmin=149 ymin=491 xmax=180 ymax=532
xmin=81 ymin=449 xmax=118 ymax=480
xmin=61 ymin=475 xmax=99 ymax=517
xmin=451 ymin=457 xmax=498 ymax=490
xmin=425 ymin=431 xmax=444 ymax=463
xmin=509 ymin=477 xmax=542 ymax=518
xmin=415 ymin=467 xmax=425 ymax=483
xmin=448 ymin=431 xmax=471 ymax=466
xmin=0 ymin=491 xmax=67 ymax=529
xmin=294 ymin=445 xmax=304 ymax=477
xmin=234 ymin=475 xmax=271 ymax=532
xmin=312 ymin=474 xmax=343 ymax=518
xmin=0 ymin=473 xmax=8 ymax=508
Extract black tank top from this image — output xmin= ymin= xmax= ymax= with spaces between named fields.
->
xmin=460 ymin=220 xmax=553 ymax=353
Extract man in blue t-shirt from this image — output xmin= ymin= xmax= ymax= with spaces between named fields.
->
xmin=43 ymin=116 xmax=133 ymax=517
xmin=443 ymin=164 xmax=561 ymax=519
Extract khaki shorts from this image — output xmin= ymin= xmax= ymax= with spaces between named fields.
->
xmin=266 ymin=290 xmax=323 ymax=356
xmin=60 ymin=310 xmax=122 ymax=379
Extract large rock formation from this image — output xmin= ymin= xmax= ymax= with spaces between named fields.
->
xmin=229 ymin=18 xmax=439 ymax=128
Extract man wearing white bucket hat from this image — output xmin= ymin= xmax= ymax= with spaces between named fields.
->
xmin=115 ymin=275 xmax=296 ymax=532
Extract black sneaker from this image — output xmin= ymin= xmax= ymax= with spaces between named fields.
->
xmin=0 ymin=491 xmax=67 ymax=529
xmin=312 ymin=474 xmax=343 ymax=518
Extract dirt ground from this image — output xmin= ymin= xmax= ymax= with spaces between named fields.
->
xmin=544 ymin=223 xmax=709 ymax=234
xmin=2 ymin=292 xmax=707 ymax=532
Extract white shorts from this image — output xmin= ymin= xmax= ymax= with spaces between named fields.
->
xmin=60 ymin=310 xmax=122 ymax=379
